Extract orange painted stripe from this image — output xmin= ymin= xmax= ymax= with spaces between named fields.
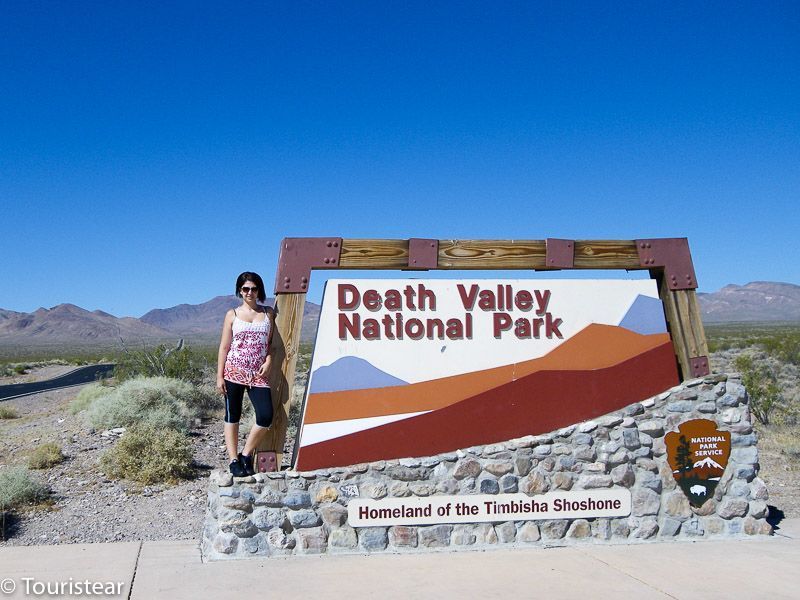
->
xmin=304 ymin=324 xmax=672 ymax=424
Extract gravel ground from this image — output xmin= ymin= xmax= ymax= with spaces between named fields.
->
xmin=1 ymin=363 xmax=798 ymax=546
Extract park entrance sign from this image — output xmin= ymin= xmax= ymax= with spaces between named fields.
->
xmin=201 ymin=238 xmax=772 ymax=560
xmin=294 ymin=278 xmax=680 ymax=470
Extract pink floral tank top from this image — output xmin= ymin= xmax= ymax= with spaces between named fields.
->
xmin=223 ymin=310 xmax=271 ymax=387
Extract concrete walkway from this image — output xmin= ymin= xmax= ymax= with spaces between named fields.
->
xmin=2 ymin=520 xmax=799 ymax=599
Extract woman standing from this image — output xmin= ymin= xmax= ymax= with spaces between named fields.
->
xmin=217 ymin=271 xmax=275 ymax=477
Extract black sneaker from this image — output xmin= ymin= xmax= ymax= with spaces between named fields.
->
xmin=239 ymin=452 xmax=255 ymax=476
xmin=229 ymin=458 xmax=247 ymax=478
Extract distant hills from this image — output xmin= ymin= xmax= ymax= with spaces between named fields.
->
xmin=0 ymin=281 xmax=797 ymax=354
xmin=0 ymin=296 xmax=321 ymax=353
xmin=697 ymin=281 xmax=800 ymax=322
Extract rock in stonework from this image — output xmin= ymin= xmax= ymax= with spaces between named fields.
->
xmin=718 ymin=393 xmax=741 ymax=408
xmin=252 ymin=507 xmax=286 ymax=531
xmin=635 ymin=458 xmax=659 ymax=473
xmin=579 ymin=421 xmax=598 ymax=433
xmin=410 ymin=482 xmax=436 ymax=496
xmin=743 ymin=516 xmax=772 ymax=535
xmin=638 ymin=421 xmax=664 ymax=437
xmin=479 ymin=478 xmax=500 ymax=495
xmin=241 ymin=532 xmax=269 ymax=554
xmin=607 ymin=449 xmax=631 ymax=467
xmin=566 ymin=520 xmax=591 ymax=539
xmin=664 ymin=492 xmax=692 ymax=519
xmin=296 ymin=527 xmax=328 ymax=554
xmin=732 ymin=433 xmax=757 ymax=447
xmin=521 ymin=471 xmax=550 ymax=494
xmin=359 ymin=527 xmax=389 ymax=551
xmin=622 ymin=429 xmax=641 ymax=450
xmin=705 ymin=517 xmax=725 ymax=535
xmin=657 ymin=462 xmax=676 ymax=491
xmin=551 ymin=472 xmax=574 ymax=491
xmin=390 ymin=482 xmax=412 ymax=497
xmin=750 ymin=478 xmax=769 ymax=501
xmin=558 ymin=455 xmax=576 ymax=470
xmin=735 ymin=465 xmax=756 ymax=481
xmin=659 ymin=517 xmax=681 ymax=537
xmin=232 ymin=519 xmax=259 ymax=538
xmin=388 ymin=466 xmax=429 ymax=481
xmin=727 ymin=518 xmax=743 ymax=534
xmin=572 ymin=433 xmax=594 ymax=446
xmin=499 ymin=474 xmax=519 ymax=493
xmin=475 ymin=523 xmax=498 ymax=544
xmin=320 ymin=503 xmax=348 ymax=527
xmin=729 ymin=480 xmax=750 ymax=498
xmin=592 ymin=519 xmax=612 ymax=541
xmin=453 ymin=459 xmax=482 ymax=480
xmin=419 ymin=525 xmax=453 ymax=548
xmin=682 ymin=517 xmax=704 ymax=537
xmin=361 ymin=481 xmax=388 ymax=499
xmin=638 ymin=433 xmax=653 ymax=447
xmin=718 ymin=498 xmax=749 ymax=519
xmin=577 ymin=475 xmax=612 ymax=489
xmin=632 ymin=488 xmax=660 ymax=517
xmin=696 ymin=402 xmax=716 ymax=414
xmin=389 ymin=526 xmax=418 ymax=548
xmin=288 ymin=509 xmax=321 ymax=528
xmin=598 ymin=415 xmax=623 ymax=427
xmin=514 ymin=456 xmax=533 ymax=476
xmin=573 ymin=445 xmax=597 ymax=462
xmin=636 ymin=470 xmax=662 ymax=493
xmin=634 ymin=518 xmax=659 ymax=539
xmin=459 ymin=478 xmax=478 ymax=494
xmin=267 ymin=528 xmax=296 ymax=551
xmin=624 ymin=403 xmax=645 ymax=416
xmin=211 ymin=470 xmax=234 ymax=487
xmin=674 ymin=388 xmax=699 ymax=401
xmin=749 ymin=501 xmax=769 ymax=519
xmin=213 ymin=532 xmax=239 ymax=554
xmin=315 ymin=485 xmax=338 ymax=503
xmin=283 ymin=491 xmax=312 ymax=509
xmin=540 ymin=457 xmax=556 ymax=471
xmin=534 ymin=444 xmax=553 ymax=457
xmin=610 ymin=464 xmax=635 ymax=487
xmin=553 ymin=443 xmax=572 ymax=455
xmin=485 ymin=462 xmax=514 ymax=476
xmin=693 ymin=499 xmax=717 ymax=517
xmin=221 ymin=497 xmax=253 ymax=512
xmin=518 ymin=522 xmax=541 ymax=542
xmin=255 ymin=488 xmax=283 ymax=507
xmin=451 ymin=525 xmax=477 ymax=546
xmin=436 ymin=479 xmax=459 ymax=495
xmin=651 ymin=437 xmax=666 ymax=457
xmin=611 ymin=519 xmax=630 ymax=538
xmin=329 ymin=526 xmax=358 ymax=550
xmin=539 ymin=520 xmax=569 ymax=540
xmin=495 ymin=521 xmax=516 ymax=543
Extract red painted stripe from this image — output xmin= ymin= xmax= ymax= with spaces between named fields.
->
xmin=295 ymin=342 xmax=679 ymax=470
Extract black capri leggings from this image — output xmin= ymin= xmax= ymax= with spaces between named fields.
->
xmin=224 ymin=380 xmax=273 ymax=428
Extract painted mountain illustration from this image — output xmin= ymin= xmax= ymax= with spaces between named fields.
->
xmin=694 ymin=457 xmax=724 ymax=470
xmin=309 ymin=356 xmax=408 ymax=393
xmin=618 ymin=295 xmax=668 ymax=335
xmin=295 ymin=324 xmax=680 ymax=470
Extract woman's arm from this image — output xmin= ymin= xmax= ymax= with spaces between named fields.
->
xmin=257 ymin=306 xmax=276 ymax=379
xmin=216 ymin=309 xmax=235 ymax=393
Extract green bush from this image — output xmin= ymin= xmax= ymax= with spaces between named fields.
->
xmin=0 ymin=406 xmax=18 ymax=419
xmin=114 ymin=340 xmax=207 ymax=384
xmin=27 ymin=443 xmax=64 ymax=469
xmin=190 ymin=382 xmax=224 ymax=419
xmin=100 ymin=424 xmax=193 ymax=484
xmin=86 ymin=376 xmax=197 ymax=432
xmin=735 ymin=354 xmax=782 ymax=425
xmin=69 ymin=383 xmax=114 ymax=415
xmin=0 ymin=466 xmax=49 ymax=510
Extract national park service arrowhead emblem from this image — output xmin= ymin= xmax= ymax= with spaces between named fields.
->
xmin=665 ymin=419 xmax=731 ymax=507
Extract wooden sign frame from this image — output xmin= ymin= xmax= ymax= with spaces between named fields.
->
xmin=262 ymin=237 xmax=709 ymax=467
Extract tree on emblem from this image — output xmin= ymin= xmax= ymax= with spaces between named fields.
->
xmin=675 ymin=435 xmax=693 ymax=480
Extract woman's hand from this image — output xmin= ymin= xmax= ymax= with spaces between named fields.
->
xmin=216 ymin=376 xmax=227 ymax=395
xmin=257 ymin=355 xmax=272 ymax=379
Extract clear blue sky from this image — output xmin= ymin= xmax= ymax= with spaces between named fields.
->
xmin=1 ymin=1 xmax=798 ymax=317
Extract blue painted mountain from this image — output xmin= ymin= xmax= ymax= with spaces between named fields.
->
xmin=618 ymin=295 xmax=668 ymax=335
xmin=309 ymin=356 xmax=407 ymax=393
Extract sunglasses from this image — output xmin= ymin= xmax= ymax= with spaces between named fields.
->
xmin=241 ymin=286 xmax=259 ymax=294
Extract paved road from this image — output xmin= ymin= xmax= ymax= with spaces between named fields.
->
xmin=0 ymin=364 xmax=115 ymax=401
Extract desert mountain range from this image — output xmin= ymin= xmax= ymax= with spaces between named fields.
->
xmin=0 ymin=281 xmax=797 ymax=352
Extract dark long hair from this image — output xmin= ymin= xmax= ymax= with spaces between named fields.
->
xmin=235 ymin=272 xmax=266 ymax=302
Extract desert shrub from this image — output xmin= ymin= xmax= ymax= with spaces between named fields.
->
xmin=100 ymin=424 xmax=193 ymax=484
xmin=0 ymin=406 xmax=18 ymax=419
xmin=86 ymin=376 xmax=196 ymax=432
xmin=735 ymin=354 xmax=782 ymax=425
xmin=114 ymin=340 xmax=207 ymax=384
xmin=190 ymin=382 xmax=224 ymax=418
xmin=0 ymin=466 xmax=49 ymax=510
xmin=27 ymin=443 xmax=64 ymax=469
xmin=69 ymin=383 xmax=114 ymax=415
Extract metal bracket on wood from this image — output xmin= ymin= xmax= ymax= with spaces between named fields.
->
xmin=689 ymin=356 xmax=710 ymax=378
xmin=407 ymin=238 xmax=438 ymax=270
xmin=635 ymin=238 xmax=698 ymax=290
xmin=274 ymin=237 xmax=342 ymax=294
xmin=545 ymin=238 xmax=575 ymax=269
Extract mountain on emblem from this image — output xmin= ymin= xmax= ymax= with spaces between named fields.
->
xmin=665 ymin=419 xmax=731 ymax=508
